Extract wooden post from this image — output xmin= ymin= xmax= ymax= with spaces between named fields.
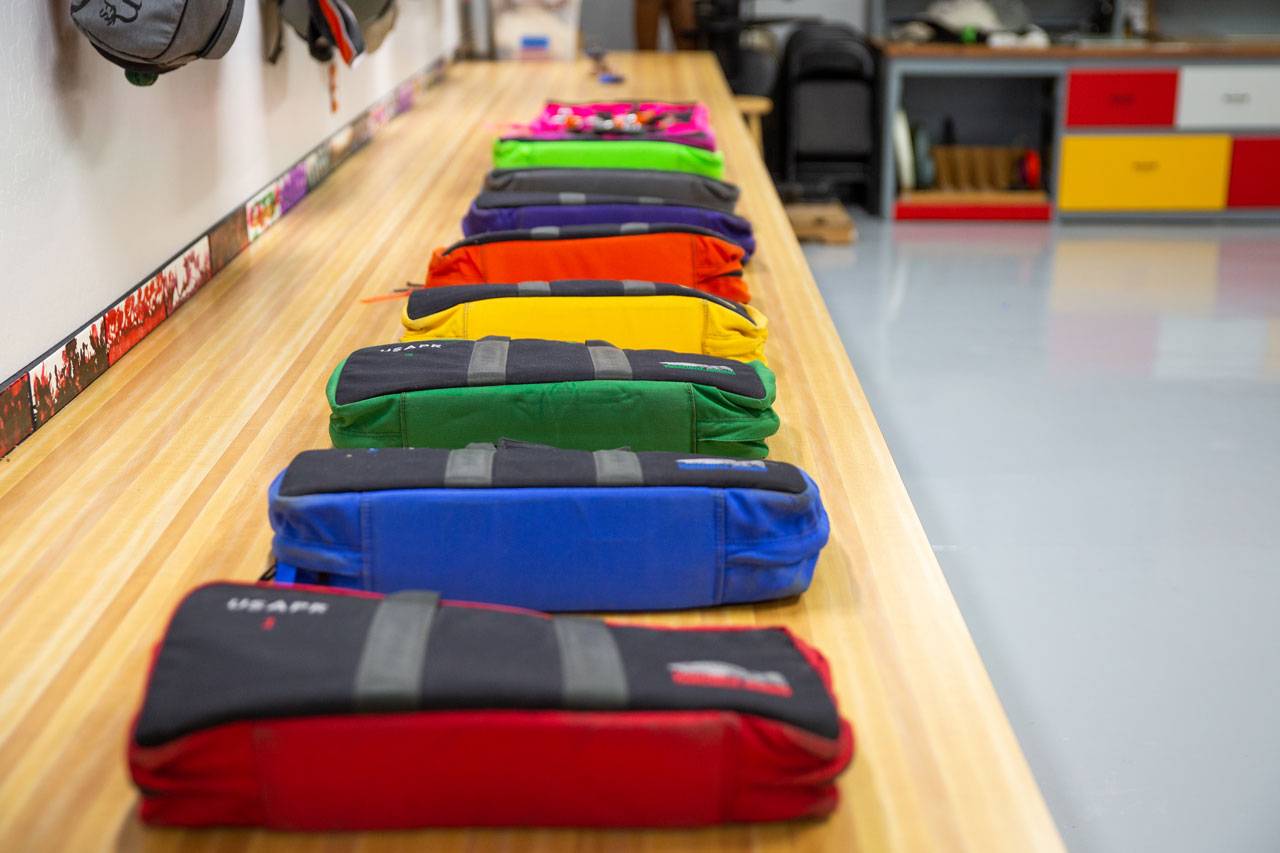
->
xmin=733 ymin=94 xmax=773 ymax=153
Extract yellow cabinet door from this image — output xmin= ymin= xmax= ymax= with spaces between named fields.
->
xmin=1059 ymin=134 xmax=1231 ymax=211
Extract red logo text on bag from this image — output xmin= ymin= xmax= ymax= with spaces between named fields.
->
xmin=667 ymin=661 xmax=794 ymax=697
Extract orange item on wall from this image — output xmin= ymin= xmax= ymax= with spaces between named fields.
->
xmin=426 ymin=227 xmax=750 ymax=303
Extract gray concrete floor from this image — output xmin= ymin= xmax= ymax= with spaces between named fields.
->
xmin=804 ymin=214 xmax=1280 ymax=853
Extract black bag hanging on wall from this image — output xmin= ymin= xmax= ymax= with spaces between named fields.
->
xmin=70 ymin=0 xmax=246 ymax=86
xmin=267 ymin=0 xmax=398 ymax=65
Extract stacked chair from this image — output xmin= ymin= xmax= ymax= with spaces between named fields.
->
xmin=127 ymin=99 xmax=854 ymax=831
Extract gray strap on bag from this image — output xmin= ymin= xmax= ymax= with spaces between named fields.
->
xmin=592 ymin=449 xmax=643 ymax=485
xmin=517 ymin=280 xmax=552 ymax=295
xmin=553 ymin=617 xmax=629 ymax=709
xmin=530 ymin=225 xmax=561 ymax=238
xmin=444 ymin=446 xmax=496 ymax=486
xmin=353 ymin=591 xmax=441 ymax=712
xmin=557 ymin=192 xmax=587 ymax=205
xmin=621 ymin=280 xmax=657 ymax=295
xmin=467 ymin=338 xmax=509 ymax=385
xmin=587 ymin=343 xmax=632 ymax=380
xmin=619 ymin=222 xmax=650 ymax=235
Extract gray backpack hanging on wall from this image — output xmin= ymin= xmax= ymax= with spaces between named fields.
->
xmin=70 ymin=0 xmax=247 ymax=87
xmin=266 ymin=0 xmax=398 ymax=66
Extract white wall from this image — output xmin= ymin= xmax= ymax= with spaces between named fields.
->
xmin=0 ymin=2 xmax=460 ymax=381
xmin=755 ymin=0 xmax=867 ymax=29
xmin=580 ymin=0 xmax=867 ymax=51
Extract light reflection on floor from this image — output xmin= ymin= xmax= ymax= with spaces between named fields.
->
xmin=805 ymin=215 xmax=1280 ymax=853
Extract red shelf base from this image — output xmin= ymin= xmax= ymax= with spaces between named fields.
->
xmin=894 ymin=202 xmax=1054 ymax=221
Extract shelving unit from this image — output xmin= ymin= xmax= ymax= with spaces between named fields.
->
xmin=1059 ymin=63 xmax=1280 ymax=215
xmin=876 ymin=51 xmax=1062 ymax=220
xmin=875 ymin=42 xmax=1280 ymax=221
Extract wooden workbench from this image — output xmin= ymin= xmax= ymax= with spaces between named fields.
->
xmin=0 ymin=53 xmax=1063 ymax=852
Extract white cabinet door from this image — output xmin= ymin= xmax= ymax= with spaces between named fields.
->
xmin=1177 ymin=65 xmax=1280 ymax=129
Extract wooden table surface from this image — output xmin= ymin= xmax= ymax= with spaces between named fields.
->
xmin=0 ymin=53 xmax=1064 ymax=852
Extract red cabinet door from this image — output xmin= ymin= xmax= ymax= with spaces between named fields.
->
xmin=1228 ymin=138 xmax=1280 ymax=207
xmin=1066 ymin=69 xmax=1179 ymax=127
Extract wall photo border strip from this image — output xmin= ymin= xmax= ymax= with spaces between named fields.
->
xmin=0 ymin=59 xmax=448 ymax=460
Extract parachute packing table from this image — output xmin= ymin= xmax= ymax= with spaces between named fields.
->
xmin=0 ymin=53 xmax=1065 ymax=853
